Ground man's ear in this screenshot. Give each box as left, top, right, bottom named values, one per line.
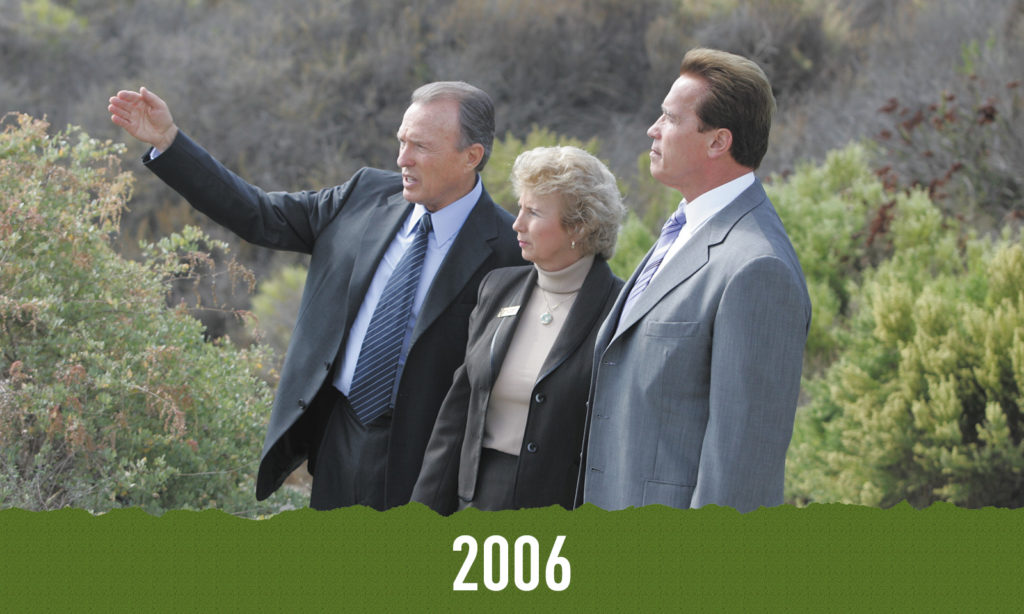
left=707, top=127, right=733, bottom=160
left=464, top=143, right=485, bottom=170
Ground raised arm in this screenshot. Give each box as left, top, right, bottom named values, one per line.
left=107, top=87, right=179, bottom=152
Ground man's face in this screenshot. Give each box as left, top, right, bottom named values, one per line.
left=396, top=100, right=478, bottom=211
left=646, top=75, right=716, bottom=199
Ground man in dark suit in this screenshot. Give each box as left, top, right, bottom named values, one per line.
left=108, top=82, right=524, bottom=510
left=583, top=48, right=811, bottom=512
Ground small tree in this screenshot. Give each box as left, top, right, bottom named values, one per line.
left=785, top=175, right=1024, bottom=508
left=0, top=114, right=303, bottom=515
left=766, top=144, right=894, bottom=371
left=481, top=125, right=602, bottom=214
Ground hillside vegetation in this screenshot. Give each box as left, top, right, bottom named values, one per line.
left=3, top=0, right=1023, bottom=510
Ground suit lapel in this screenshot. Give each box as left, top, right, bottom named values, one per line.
left=411, top=192, right=499, bottom=345
left=613, top=232, right=710, bottom=335
left=344, top=192, right=412, bottom=329
left=602, top=242, right=653, bottom=346
left=613, top=180, right=768, bottom=338
left=488, top=271, right=534, bottom=387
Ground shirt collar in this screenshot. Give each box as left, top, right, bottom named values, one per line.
left=682, top=172, right=755, bottom=232
left=406, top=175, right=482, bottom=247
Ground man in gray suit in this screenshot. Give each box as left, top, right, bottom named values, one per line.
left=582, top=48, right=811, bottom=513
left=108, top=82, right=523, bottom=510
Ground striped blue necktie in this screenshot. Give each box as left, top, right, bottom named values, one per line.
left=619, top=205, right=686, bottom=324
left=348, top=213, right=432, bottom=424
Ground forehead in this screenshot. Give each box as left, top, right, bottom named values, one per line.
left=398, top=99, right=461, bottom=142
left=663, top=74, right=705, bottom=113
left=519, top=188, right=565, bottom=211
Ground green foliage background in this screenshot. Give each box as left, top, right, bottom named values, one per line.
left=0, top=115, right=304, bottom=515
left=770, top=145, right=1024, bottom=507
left=2, top=0, right=1024, bottom=511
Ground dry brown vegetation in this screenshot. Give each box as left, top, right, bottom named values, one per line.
left=3, top=0, right=1022, bottom=339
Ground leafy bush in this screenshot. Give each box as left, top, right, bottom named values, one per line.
left=785, top=175, right=1024, bottom=508
left=481, top=125, right=602, bottom=214
left=250, top=264, right=307, bottom=375
left=607, top=212, right=655, bottom=280
left=767, top=144, right=893, bottom=370
left=0, top=114, right=303, bottom=515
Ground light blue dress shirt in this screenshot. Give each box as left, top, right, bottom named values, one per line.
left=151, top=145, right=482, bottom=399
left=333, top=177, right=482, bottom=395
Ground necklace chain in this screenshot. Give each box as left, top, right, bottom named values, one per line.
left=539, top=288, right=577, bottom=325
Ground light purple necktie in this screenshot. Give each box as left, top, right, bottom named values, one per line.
left=619, top=205, right=686, bottom=324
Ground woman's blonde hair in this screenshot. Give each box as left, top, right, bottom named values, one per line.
left=511, top=146, right=626, bottom=259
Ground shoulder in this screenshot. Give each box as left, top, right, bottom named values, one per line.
left=343, top=167, right=403, bottom=194
left=476, top=185, right=517, bottom=225
left=481, top=264, right=533, bottom=293
left=310, top=167, right=404, bottom=216
left=586, top=257, right=625, bottom=296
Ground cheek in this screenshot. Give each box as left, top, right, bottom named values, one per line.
left=538, top=224, right=562, bottom=249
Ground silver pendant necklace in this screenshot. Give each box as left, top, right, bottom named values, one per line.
left=539, top=288, right=576, bottom=325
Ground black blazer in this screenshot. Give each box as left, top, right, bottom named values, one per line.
left=145, top=131, right=524, bottom=507
left=411, top=258, right=622, bottom=514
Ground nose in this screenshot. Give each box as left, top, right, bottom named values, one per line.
left=647, top=121, right=659, bottom=139
left=397, top=143, right=411, bottom=168
left=512, top=208, right=526, bottom=233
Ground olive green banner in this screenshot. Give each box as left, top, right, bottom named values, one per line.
left=1, top=503, right=1021, bottom=611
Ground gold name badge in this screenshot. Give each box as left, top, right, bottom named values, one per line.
left=497, top=306, right=520, bottom=318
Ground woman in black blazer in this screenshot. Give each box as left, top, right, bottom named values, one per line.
left=412, top=146, right=626, bottom=513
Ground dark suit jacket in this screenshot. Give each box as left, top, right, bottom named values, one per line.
left=411, top=258, right=622, bottom=514
left=144, top=131, right=523, bottom=507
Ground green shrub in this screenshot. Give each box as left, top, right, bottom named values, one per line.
left=0, top=114, right=303, bottom=515
left=482, top=125, right=602, bottom=214
left=607, top=211, right=655, bottom=280
left=250, top=264, right=307, bottom=376
left=786, top=183, right=1024, bottom=508
left=767, top=144, right=892, bottom=370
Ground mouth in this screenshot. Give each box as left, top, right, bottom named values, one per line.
left=402, top=174, right=417, bottom=187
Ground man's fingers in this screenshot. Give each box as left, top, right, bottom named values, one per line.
left=140, top=86, right=163, bottom=108
left=115, top=89, right=143, bottom=103
left=107, top=98, right=136, bottom=120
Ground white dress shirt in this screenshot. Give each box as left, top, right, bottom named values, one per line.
left=652, top=172, right=755, bottom=283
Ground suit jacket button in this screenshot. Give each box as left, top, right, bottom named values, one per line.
left=534, top=392, right=546, bottom=404
left=297, top=399, right=307, bottom=409
left=526, top=442, right=538, bottom=453
left=324, top=361, right=332, bottom=371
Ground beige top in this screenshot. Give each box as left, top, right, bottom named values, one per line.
left=482, top=254, right=595, bottom=455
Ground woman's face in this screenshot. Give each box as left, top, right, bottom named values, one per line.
left=512, top=189, right=580, bottom=271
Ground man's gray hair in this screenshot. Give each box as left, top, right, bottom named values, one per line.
left=411, top=81, right=495, bottom=172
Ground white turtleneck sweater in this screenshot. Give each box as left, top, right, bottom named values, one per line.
left=482, top=254, right=595, bottom=456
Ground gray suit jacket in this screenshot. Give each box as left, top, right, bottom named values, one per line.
left=144, top=131, right=523, bottom=507
left=582, top=180, right=810, bottom=512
